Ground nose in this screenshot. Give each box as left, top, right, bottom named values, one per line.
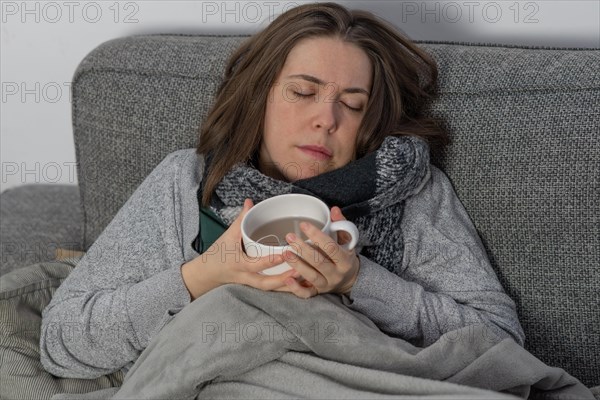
left=312, top=99, right=338, bottom=133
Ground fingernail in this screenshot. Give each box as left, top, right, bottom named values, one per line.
left=286, top=233, right=296, bottom=241
left=300, top=222, right=309, bottom=230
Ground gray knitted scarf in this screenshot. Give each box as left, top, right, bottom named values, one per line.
left=204, top=135, right=430, bottom=275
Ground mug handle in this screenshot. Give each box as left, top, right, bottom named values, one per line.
left=329, top=221, right=359, bottom=251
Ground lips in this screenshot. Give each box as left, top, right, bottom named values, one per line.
left=298, top=145, right=333, bottom=160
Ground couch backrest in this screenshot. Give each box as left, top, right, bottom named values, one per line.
left=72, top=34, right=600, bottom=386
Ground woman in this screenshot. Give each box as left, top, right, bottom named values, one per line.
left=40, top=2, right=524, bottom=379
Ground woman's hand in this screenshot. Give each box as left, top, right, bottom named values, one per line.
left=276, top=206, right=360, bottom=298
left=181, top=198, right=297, bottom=300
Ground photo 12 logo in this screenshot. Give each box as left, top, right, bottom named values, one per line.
left=201, top=320, right=340, bottom=344
left=2, top=82, right=72, bottom=104
left=1, top=161, right=77, bottom=184
left=1, top=1, right=140, bottom=24
left=399, top=1, right=540, bottom=24
left=200, top=1, right=300, bottom=24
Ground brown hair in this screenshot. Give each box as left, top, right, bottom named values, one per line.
left=197, top=2, right=449, bottom=206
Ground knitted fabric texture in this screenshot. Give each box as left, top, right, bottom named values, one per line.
left=201, top=135, right=430, bottom=275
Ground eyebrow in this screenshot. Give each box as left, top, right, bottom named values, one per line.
left=286, top=74, right=370, bottom=96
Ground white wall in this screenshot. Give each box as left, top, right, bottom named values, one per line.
left=1, top=0, right=599, bottom=193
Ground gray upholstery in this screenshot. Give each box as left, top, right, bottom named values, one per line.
left=422, top=44, right=600, bottom=387
left=0, top=185, right=83, bottom=276
left=3, top=34, right=599, bottom=387
left=72, top=35, right=242, bottom=249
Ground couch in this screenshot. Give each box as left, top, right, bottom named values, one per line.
left=1, top=34, right=598, bottom=396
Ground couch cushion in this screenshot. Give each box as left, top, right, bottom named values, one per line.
left=0, top=259, right=123, bottom=399
left=0, top=184, right=83, bottom=276
left=422, top=43, right=600, bottom=387
left=71, top=35, right=599, bottom=386
left=72, top=35, right=246, bottom=251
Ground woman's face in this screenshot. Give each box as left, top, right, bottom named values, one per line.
left=258, top=36, right=372, bottom=182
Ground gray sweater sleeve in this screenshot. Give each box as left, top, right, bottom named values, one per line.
left=40, top=150, right=193, bottom=379
left=346, top=165, right=525, bottom=347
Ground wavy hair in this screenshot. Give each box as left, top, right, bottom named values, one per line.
left=197, top=2, right=449, bottom=206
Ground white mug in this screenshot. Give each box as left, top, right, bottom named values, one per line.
left=241, top=194, right=359, bottom=275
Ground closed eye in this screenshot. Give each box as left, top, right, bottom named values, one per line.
left=342, top=103, right=363, bottom=112
left=294, top=92, right=363, bottom=113
left=294, top=92, right=314, bottom=98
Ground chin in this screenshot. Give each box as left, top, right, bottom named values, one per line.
left=283, top=170, right=314, bottom=182
left=285, top=173, right=309, bottom=182
left=281, top=159, right=336, bottom=181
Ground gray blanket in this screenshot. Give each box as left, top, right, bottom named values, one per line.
left=55, top=284, right=593, bottom=400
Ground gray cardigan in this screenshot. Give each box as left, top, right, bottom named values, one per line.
left=40, top=149, right=525, bottom=379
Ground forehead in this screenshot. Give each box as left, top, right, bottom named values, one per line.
left=280, top=36, right=372, bottom=91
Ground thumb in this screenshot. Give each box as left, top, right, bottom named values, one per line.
left=232, top=198, right=254, bottom=229
left=242, top=198, right=254, bottom=213
left=331, top=206, right=351, bottom=245
left=331, top=206, right=346, bottom=222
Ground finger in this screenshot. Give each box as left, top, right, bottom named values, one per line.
left=231, top=198, right=253, bottom=228
left=298, top=222, right=341, bottom=265
left=236, top=198, right=254, bottom=222
left=283, top=276, right=318, bottom=299
left=241, top=253, right=285, bottom=273
left=230, top=198, right=254, bottom=238
left=331, top=206, right=346, bottom=222
left=271, top=270, right=299, bottom=293
left=239, top=267, right=297, bottom=291
left=272, top=286, right=293, bottom=293
left=281, top=247, right=310, bottom=272
left=283, top=232, right=330, bottom=284
left=331, top=207, right=351, bottom=245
